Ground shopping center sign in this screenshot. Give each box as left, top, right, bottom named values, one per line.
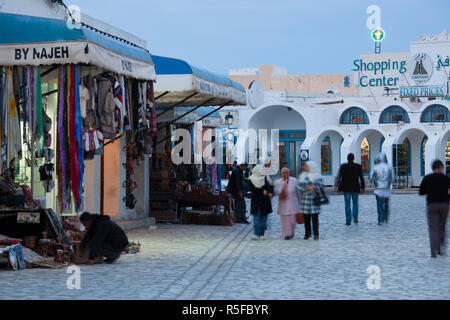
left=399, top=84, right=448, bottom=98
left=353, top=58, right=407, bottom=87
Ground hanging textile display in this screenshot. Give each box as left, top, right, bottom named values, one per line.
left=0, top=67, right=5, bottom=167
left=74, top=65, right=84, bottom=211
left=149, top=80, right=157, bottom=137
left=113, top=76, right=124, bottom=133
left=56, top=65, right=65, bottom=210
left=35, top=66, right=44, bottom=156
left=56, top=64, right=84, bottom=212
left=21, top=68, right=27, bottom=142
left=5, top=67, right=22, bottom=165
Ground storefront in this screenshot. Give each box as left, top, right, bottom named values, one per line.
left=0, top=12, right=156, bottom=221
left=148, top=55, right=246, bottom=223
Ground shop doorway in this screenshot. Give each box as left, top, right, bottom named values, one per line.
left=278, top=130, right=306, bottom=176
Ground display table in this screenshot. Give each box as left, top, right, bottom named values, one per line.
left=175, top=192, right=233, bottom=214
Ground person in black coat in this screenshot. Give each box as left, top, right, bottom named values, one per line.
left=80, top=212, right=128, bottom=264
left=419, top=159, right=450, bottom=258
left=335, top=153, right=365, bottom=225
left=248, top=165, right=274, bottom=240
left=226, top=163, right=249, bottom=223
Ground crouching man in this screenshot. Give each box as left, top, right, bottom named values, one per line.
left=79, top=212, right=128, bottom=264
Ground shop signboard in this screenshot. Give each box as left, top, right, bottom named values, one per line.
left=409, top=53, right=434, bottom=85
left=399, top=84, right=447, bottom=98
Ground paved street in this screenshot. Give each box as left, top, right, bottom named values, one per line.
left=1, top=194, right=449, bottom=300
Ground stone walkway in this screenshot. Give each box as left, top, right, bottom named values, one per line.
left=0, top=194, right=449, bottom=300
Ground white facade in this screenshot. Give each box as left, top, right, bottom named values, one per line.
left=237, top=31, right=450, bottom=187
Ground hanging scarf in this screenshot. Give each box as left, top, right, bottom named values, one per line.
left=123, top=77, right=132, bottom=131
left=0, top=67, right=6, bottom=167
left=35, top=66, right=44, bottom=155
left=26, top=67, right=34, bottom=142
left=21, top=68, right=27, bottom=142
left=5, top=67, right=22, bottom=164
left=64, top=65, right=71, bottom=209
left=114, top=76, right=124, bottom=132
left=249, top=164, right=265, bottom=189
left=74, top=65, right=83, bottom=211
left=57, top=65, right=66, bottom=211
left=68, top=64, right=81, bottom=210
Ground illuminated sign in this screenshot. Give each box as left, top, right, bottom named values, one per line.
left=371, top=28, right=385, bottom=42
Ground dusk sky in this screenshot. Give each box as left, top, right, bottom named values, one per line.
left=69, top=0, right=450, bottom=75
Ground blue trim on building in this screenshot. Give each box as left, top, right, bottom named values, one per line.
left=379, top=105, right=411, bottom=123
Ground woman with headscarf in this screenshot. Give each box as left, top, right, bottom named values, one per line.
left=274, top=167, right=301, bottom=240
left=369, top=152, right=394, bottom=225
left=248, top=165, right=274, bottom=240
left=297, top=161, right=323, bottom=240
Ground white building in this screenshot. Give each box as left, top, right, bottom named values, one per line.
left=232, top=31, right=450, bottom=187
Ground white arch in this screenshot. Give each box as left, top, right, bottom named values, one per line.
left=312, top=126, right=347, bottom=145
left=248, top=101, right=310, bottom=132
left=393, top=125, right=430, bottom=145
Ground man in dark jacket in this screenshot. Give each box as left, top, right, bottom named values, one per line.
left=226, top=163, right=249, bottom=223
left=80, top=212, right=128, bottom=264
left=335, top=153, right=365, bottom=225
left=419, top=160, right=449, bottom=258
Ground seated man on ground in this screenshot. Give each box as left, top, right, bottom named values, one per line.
left=79, top=212, right=128, bottom=264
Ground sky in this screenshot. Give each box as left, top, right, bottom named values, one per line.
left=68, top=0, right=450, bottom=75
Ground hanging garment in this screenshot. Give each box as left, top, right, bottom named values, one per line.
left=64, top=65, right=71, bottom=209
left=149, top=80, right=157, bottom=136
left=26, top=67, right=34, bottom=140
left=97, top=77, right=116, bottom=139
left=113, top=77, right=124, bottom=132
left=35, top=66, right=44, bottom=155
left=123, top=77, right=131, bottom=131
left=0, top=67, right=6, bottom=167
left=68, top=65, right=81, bottom=210
left=74, top=65, right=84, bottom=211
left=79, top=83, right=89, bottom=119
left=21, top=68, right=27, bottom=142
left=56, top=65, right=66, bottom=210
left=5, top=67, right=22, bottom=164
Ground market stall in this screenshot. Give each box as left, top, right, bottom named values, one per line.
left=0, top=12, right=155, bottom=270
left=149, top=55, right=246, bottom=225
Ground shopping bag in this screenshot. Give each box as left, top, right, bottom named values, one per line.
left=296, top=213, right=304, bottom=224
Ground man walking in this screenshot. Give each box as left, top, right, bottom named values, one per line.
left=419, top=160, right=449, bottom=258
left=227, top=163, right=249, bottom=224
left=335, top=153, right=365, bottom=225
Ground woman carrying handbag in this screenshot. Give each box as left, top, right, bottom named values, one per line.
left=297, top=161, right=326, bottom=240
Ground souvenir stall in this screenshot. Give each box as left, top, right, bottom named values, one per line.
left=0, top=12, right=155, bottom=270
left=150, top=55, right=246, bottom=225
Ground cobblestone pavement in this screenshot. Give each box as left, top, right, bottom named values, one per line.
left=1, top=194, right=449, bottom=300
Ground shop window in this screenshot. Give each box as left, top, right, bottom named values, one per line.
left=420, top=104, right=450, bottom=122
left=321, top=137, right=332, bottom=174
left=340, top=107, right=369, bottom=124
left=379, top=105, right=410, bottom=123
left=361, top=138, right=370, bottom=175
left=393, top=138, right=411, bottom=176
left=421, top=136, right=428, bottom=176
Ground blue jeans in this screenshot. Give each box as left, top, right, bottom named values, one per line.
left=376, top=195, right=389, bottom=223
left=253, top=209, right=268, bottom=237
left=344, top=192, right=359, bottom=224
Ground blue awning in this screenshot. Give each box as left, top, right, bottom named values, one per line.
left=0, top=12, right=155, bottom=80
left=152, top=55, right=246, bottom=107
